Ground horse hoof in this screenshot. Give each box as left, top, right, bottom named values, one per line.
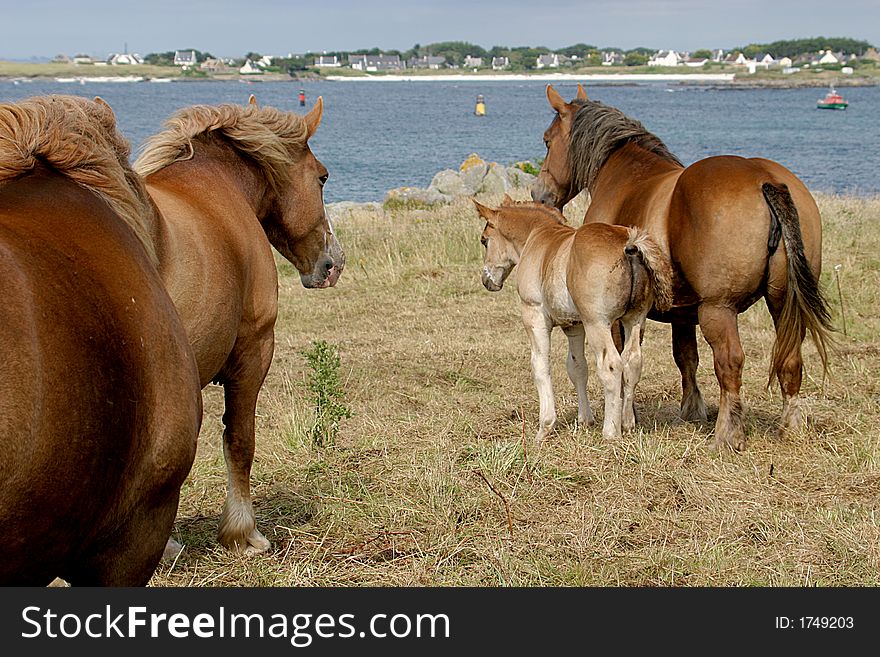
left=162, top=537, right=183, bottom=561
left=711, top=432, right=747, bottom=453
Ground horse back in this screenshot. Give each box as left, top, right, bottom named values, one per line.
left=0, top=171, right=200, bottom=585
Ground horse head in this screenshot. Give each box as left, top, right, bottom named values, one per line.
left=472, top=199, right=518, bottom=292
left=531, top=84, right=585, bottom=210
left=262, top=97, right=345, bottom=289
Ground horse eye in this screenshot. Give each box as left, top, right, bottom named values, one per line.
left=480, top=236, right=488, bottom=248
left=319, top=173, right=329, bottom=187
left=543, top=139, right=550, bottom=149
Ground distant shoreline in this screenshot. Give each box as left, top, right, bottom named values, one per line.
left=324, top=72, right=737, bottom=83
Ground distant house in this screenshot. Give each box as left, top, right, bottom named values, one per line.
left=491, top=56, right=509, bottom=70
left=257, top=55, right=273, bottom=68
left=349, top=54, right=404, bottom=71
left=818, top=50, right=841, bottom=65
left=724, top=52, right=749, bottom=66
left=314, top=55, right=341, bottom=67
left=239, top=59, right=263, bottom=75
left=173, top=50, right=197, bottom=67
left=52, top=54, right=71, bottom=64
left=683, top=56, right=708, bottom=68
left=464, top=55, right=483, bottom=68
left=712, top=49, right=725, bottom=62
left=200, top=58, right=231, bottom=73
left=409, top=55, right=446, bottom=69
left=108, top=52, right=143, bottom=65
left=648, top=50, right=681, bottom=66
left=601, top=52, right=624, bottom=66
left=536, top=54, right=559, bottom=69
left=755, top=53, right=776, bottom=68
left=777, top=56, right=793, bottom=68
left=73, top=53, right=95, bottom=65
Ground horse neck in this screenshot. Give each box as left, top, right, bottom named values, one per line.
left=589, top=142, right=682, bottom=197
left=185, top=135, right=273, bottom=218
left=499, top=210, right=569, bottom=255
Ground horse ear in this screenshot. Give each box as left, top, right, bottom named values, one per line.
left=576, top=84, right=588, bottom=101
left=248, top=94, right=258, bottom=107
left=546, top=84, right=568, bottom=114
left=93, top=96, right=115, bottom=121
left=472, top=198, right=498, bottom=226
left=304, top=96, right=323, bottom=139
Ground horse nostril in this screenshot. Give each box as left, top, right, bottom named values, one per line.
left=324, top=259, right=333, bottom=272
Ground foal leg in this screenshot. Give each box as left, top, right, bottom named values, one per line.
left=217, top=334, right=274, bottom=555
left=619, top=316, right=646, bottom=432
left=697, top=305, right=747, bottom=451
left=766, top=294, right=806, bottom=436
left=672, top=322, right=708, bottom=422
left=562, top=324, right=595, bottom=428
left=583, top=322, right=624, bottom=439
left=522, top=307, right=557, bottom=442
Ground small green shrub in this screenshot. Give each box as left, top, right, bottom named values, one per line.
left=300, top=340, right=352, bottom=446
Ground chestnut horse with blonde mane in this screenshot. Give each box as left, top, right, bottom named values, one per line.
left=0, top=95, right=201, bottom=585
left=474, top=197, right=673, bottom=440
left=533, top=84, right=833, bottom=451
left=134, top=95, right=344, bottom=555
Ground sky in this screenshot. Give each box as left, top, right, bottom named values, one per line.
left=3, top=0, right=879, bottom=60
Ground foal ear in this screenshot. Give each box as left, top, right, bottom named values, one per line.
left=304, top=96, right=324, bottom=139
left=546, top=84, right=568, bottom=115
left=576, top=83, right=588, bottom=101
left=471, top=198, right=498, bottom=226
left=248, top=94, right=258, bottom=107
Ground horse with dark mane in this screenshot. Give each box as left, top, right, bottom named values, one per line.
left=134, top=95, right=344, bottom=554
left=533, top=84, right=833, bottom=451
left=0, top=95, right=201, bottom=585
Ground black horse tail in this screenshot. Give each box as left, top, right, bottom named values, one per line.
left=762, top=182, right=834, bottom=386
left=624, top=228, right=674, bottom=313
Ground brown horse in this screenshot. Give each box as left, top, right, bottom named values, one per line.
left=134, top=95, right=344, bottom=554
left=474, top=197, right=673, bottom=440
left=0, top=95, right=201, bottom=585
left=532, top=84, right=833, bottom=451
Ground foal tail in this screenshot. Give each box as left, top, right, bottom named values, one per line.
left=761, top=182, right=834, bottom=385
left=624, top=229, right=674, bottom=313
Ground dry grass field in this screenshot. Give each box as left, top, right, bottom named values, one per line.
left=151, top=191, right=879, bottom=587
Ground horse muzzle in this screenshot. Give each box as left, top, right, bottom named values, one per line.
left=301, top=252, right=345, bottom=289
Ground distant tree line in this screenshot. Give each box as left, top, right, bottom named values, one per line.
left=735, top=37, right=874, bottom=58
left=144, top=37, right=876, bottom=73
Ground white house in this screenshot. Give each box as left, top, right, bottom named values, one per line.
left=648, top=50, right=682, bottom=66
left=409, top=55, right=446, bottom=69
left=464, top=55, right=483, bottom=68
left=173, top=50, right=197, bottom=67
left=491, top=56, right=509, bottom=70
left=778, top=56, right=793, bottom=68
left=349, top=54, right=404, bottom=71
left=536, top=54, right=559, bottom=69
left=239, top=59, right=263, bottom=74
left=818, top=50, right=840, bottom=65
left=314, top=55, right=341, bottom=67
left=756, top=53, right=776, bottom=68
left=601, top=52, right=624, bottom=66
left=108, top=52, right=143, bottom=65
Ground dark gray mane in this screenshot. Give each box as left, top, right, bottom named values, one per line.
left=568, top=99, right=683, bottom=192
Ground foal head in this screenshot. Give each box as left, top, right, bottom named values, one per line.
left=472, top=197, right=566, bottom=292
left=531, top=84, right=586, bottom=209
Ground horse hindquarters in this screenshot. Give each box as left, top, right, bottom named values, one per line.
left=761, top=182, right=833, bottom=435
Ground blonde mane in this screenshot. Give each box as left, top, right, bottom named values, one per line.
left=0, top=95, right=156, bottom=263
left=134, top=104, right=310, bottom=190
left=499, top=199, right=569, bottom=225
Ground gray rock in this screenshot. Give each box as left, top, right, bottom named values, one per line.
left=384, top=186, right=452, bottom=207
left=428, top=169, right=468, bottom=197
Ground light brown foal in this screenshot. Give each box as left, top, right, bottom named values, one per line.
left=474, top=198, right=672, bottom=440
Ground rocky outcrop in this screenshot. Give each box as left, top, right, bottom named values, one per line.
left=383, top=154, right=537, bottom=207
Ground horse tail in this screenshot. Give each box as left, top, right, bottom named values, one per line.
left=624, top=228, right=674, bottom=313
left=761, top=182, right=834, bottom=386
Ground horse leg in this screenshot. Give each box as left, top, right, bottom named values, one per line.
left=697, top=305, right=747, bottom=451
left=217, top=336, right=274, bottom=555
left=522, top=307, right=556, bottom=442
left=562, top=324, right=595, bottom=428
left=583, top=322, right=624, bottom=439
left=672, top=322, right=708, bottom=422
left=766, top=293, right=806, bottom=435
left=619, top=315, right=646, bottom=432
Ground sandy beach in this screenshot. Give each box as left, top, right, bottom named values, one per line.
left=324, top=72, right=737, bottom=82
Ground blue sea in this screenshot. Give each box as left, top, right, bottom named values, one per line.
left=2, top=78, right=878, bottom=202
